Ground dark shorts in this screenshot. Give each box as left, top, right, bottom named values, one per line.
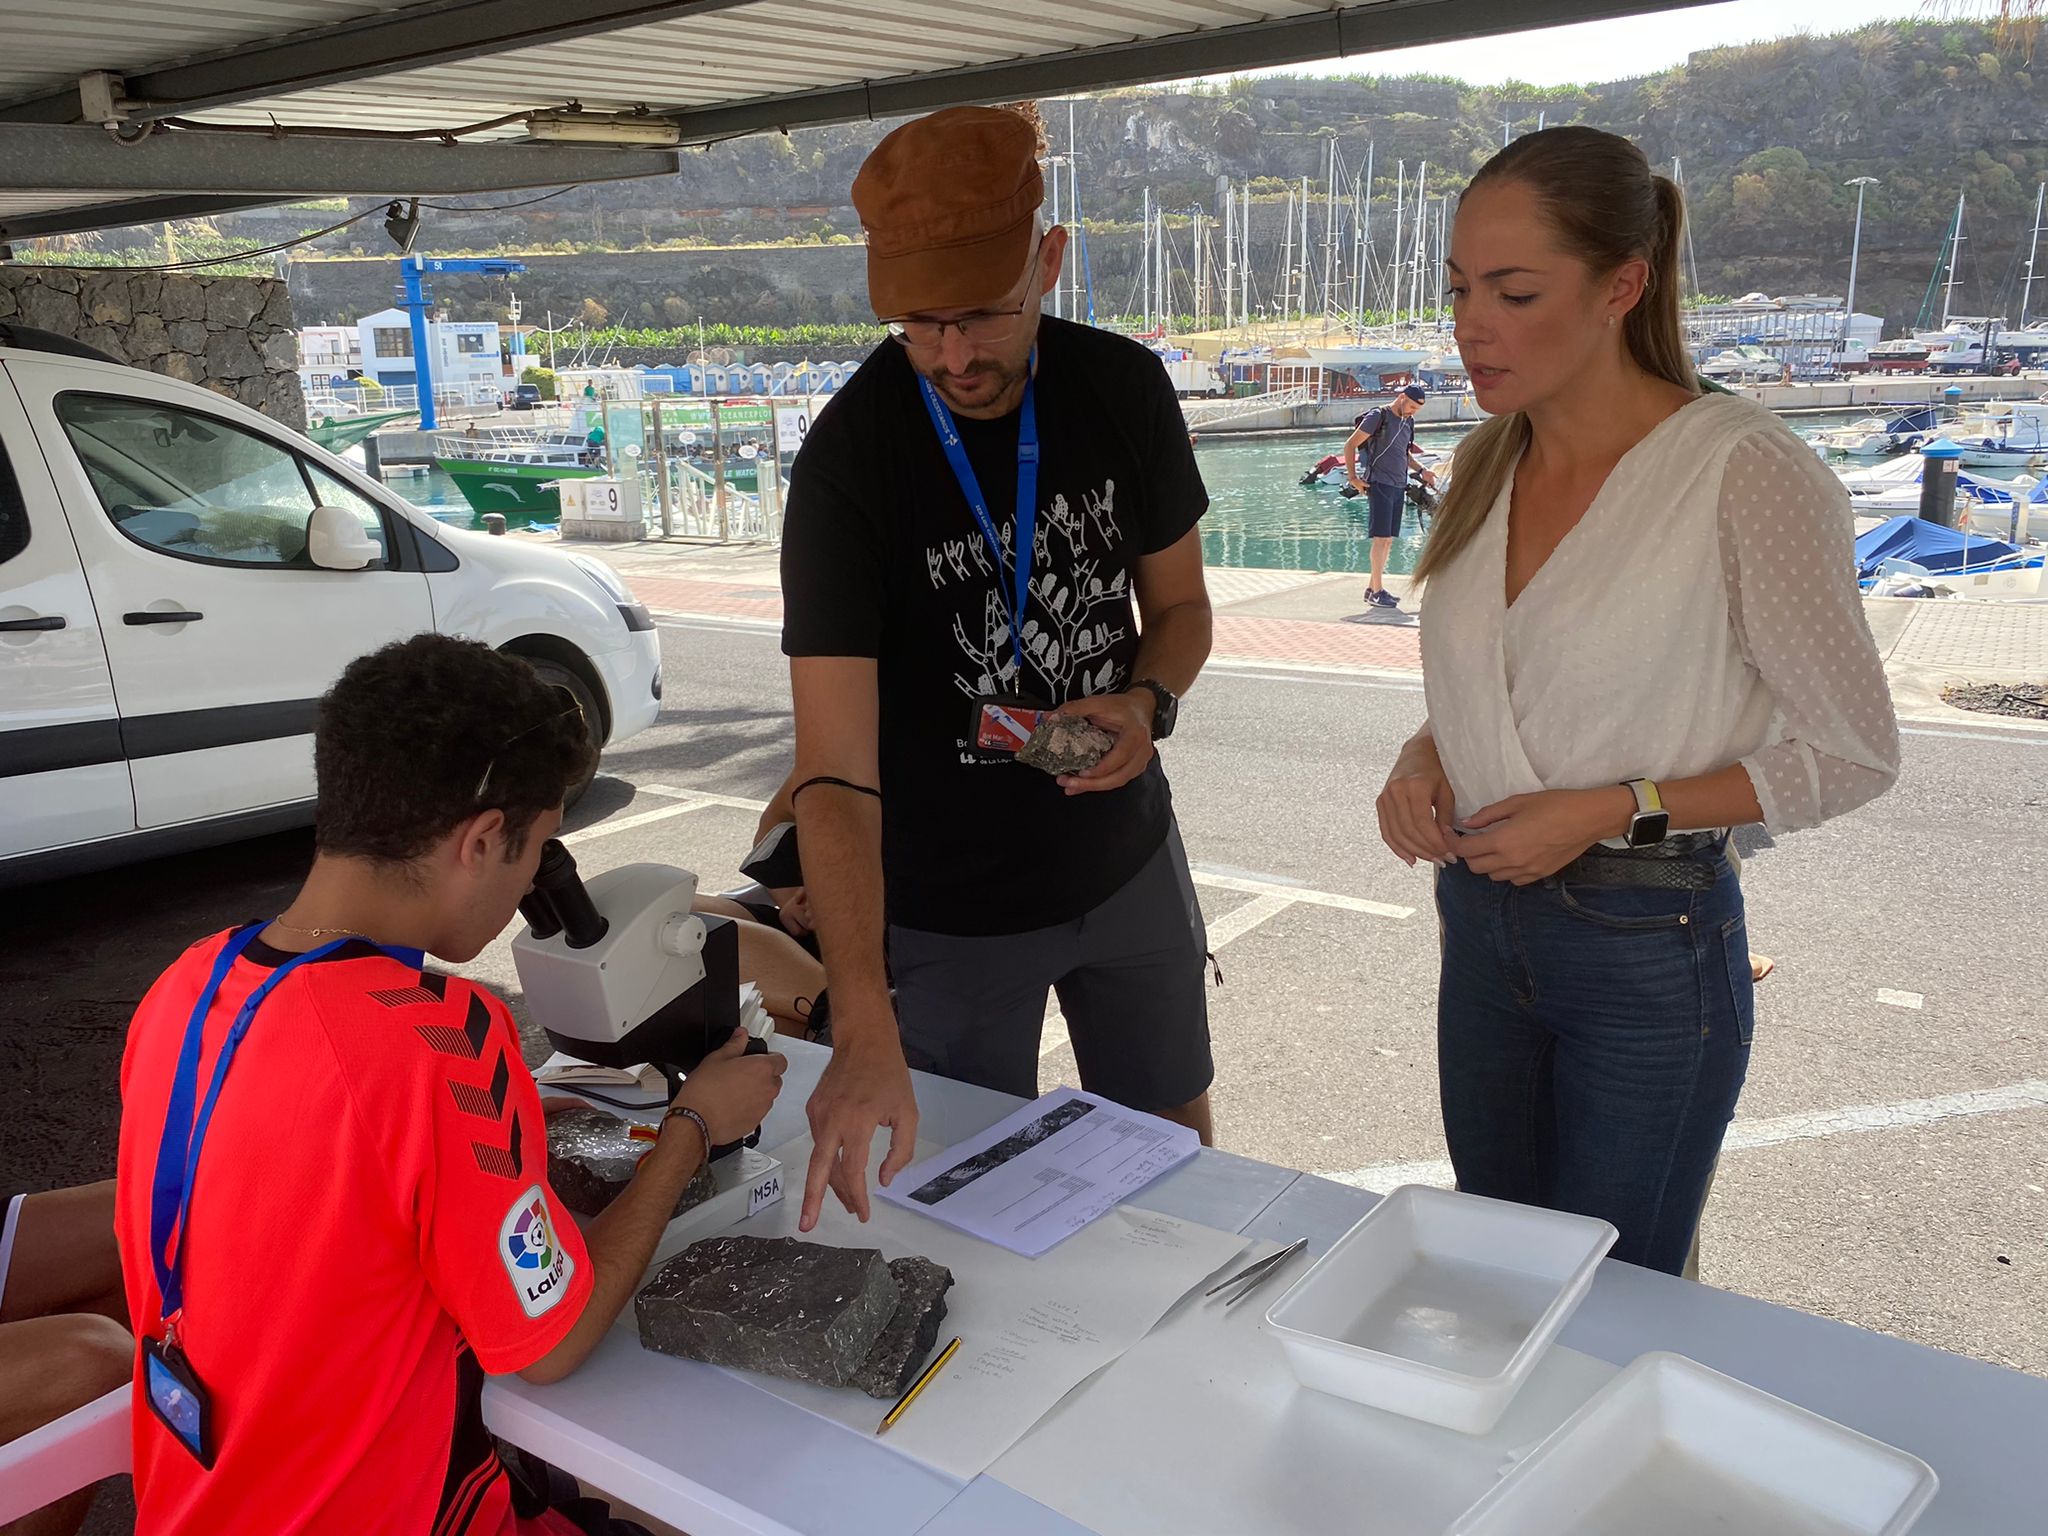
left=1366, top=481, right=1407, bottom=540
left=889, top=822, right=1214, bottom=1110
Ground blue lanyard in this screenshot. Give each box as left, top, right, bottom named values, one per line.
left=148, top=924, right=422, bottom=1328
left=918, top=353, right=1038, bottom=680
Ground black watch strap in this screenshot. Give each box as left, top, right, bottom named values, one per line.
left=1135, top=678, right=1178, bottom=740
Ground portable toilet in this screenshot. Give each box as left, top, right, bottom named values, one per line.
left=768, top=362, right=795, bottom=396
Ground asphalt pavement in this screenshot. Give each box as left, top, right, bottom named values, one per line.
left=3, top=612, right=2044, bottom=1402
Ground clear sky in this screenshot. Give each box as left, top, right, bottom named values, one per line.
left=1186, top=0, right=1919, bottom=88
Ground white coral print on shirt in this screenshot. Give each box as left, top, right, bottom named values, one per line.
left=926, top=479, right=1131, bottom=736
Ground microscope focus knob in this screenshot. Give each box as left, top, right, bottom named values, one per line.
left=657, top=912, right=706, bottom=959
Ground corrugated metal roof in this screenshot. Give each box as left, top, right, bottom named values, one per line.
left=0, top=0, right=1703, bottom=241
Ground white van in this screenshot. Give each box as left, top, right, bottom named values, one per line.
left=0, top=327, right=664, bottom=885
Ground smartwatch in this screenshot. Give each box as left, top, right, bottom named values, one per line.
left=1622, top=778, right=1670, bottom=848
left=1133, top=678, right=1179, bottom=741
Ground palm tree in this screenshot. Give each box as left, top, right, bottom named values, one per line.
left=1936, top=1, right=2043, bottom=58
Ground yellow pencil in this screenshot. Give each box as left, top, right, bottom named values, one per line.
left=877, top=1336, right=961, bottom=1435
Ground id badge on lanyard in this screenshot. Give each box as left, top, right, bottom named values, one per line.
left=919, top=353, right=1044, bottom=755
left=145, top=923, right=421, bottom=1464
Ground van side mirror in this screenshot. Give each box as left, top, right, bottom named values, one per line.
left=306, top=505, right=379, bottom=570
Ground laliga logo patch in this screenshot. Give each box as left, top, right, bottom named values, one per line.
left=499, top=1185, right=573, bottom=1317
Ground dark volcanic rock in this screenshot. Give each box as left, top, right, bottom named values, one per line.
left=547, top=1107, right=715, bottom=1218
left=1017, top=713, right=1114, bottom=776
left=850, top=1256, right=956, bottom=1399
left=635, top=1234, right=900, bottom=1387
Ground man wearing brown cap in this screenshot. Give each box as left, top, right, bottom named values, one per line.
left=780, top=105, right=1216, bottom=1232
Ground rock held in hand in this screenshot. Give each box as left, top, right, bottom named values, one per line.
left=546, top=1107, right=716, bottom=1218
left=1017, top=713, right=1115, bottom=777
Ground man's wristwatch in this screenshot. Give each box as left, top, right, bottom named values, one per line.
left=1132, top=678, right=1179, bottom=741
left=1622, top=777, right=1670, bottom=848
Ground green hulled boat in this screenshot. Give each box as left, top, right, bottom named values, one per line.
left=434, top=429, right=606, bottom=515
left=434, top=454, right=604, bottom=515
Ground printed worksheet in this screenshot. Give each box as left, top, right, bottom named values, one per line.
left=715, top=1136, right=1249, bottom=1480
left=877, top=1086, right=1200, bottom=1255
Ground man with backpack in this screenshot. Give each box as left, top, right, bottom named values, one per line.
left=1344, top=382, right=1437, bottom=610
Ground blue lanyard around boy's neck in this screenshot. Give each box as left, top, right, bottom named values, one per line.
left=917, top=350, right=1038, bottom=680
left=148, top=923, right=423, bottom=1333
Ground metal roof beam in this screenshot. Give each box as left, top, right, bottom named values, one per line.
left=0, top=127, right=678, bottom=240
left=0, top=0, right=754, bottom=124
left=0, top=125, right=677, bottom=195
left=661, top=0, right=1717, bottom=142
left=0, top=194, right=285, bottom=241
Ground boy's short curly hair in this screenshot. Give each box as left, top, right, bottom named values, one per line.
left=314, top=635, right=595, bottom=865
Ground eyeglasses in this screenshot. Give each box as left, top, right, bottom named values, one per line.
left=474, top=686, right=584, bottom=803
left=885, top=239, right=1044, bottom=350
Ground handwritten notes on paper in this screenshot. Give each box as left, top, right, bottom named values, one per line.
left=718, top=1136, right=1247, bottom=1480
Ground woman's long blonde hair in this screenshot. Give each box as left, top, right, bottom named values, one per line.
left=1414, top=127, right=1697, bottom=582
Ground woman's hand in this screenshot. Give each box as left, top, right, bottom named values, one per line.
left=1376, top=734, right=1456, bottom=867
left=1455, top=787, right=1633, bottom=885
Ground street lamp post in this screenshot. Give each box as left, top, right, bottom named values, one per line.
left=1842, top=177, right=1879, bottom=369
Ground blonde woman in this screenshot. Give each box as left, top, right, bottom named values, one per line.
left=1376, top=128, right=1899, bottom=1274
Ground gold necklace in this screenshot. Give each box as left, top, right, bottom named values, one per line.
left=268, top=918, right=364, bottom=939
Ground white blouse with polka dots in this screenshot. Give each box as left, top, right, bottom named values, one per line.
left=1421, top=391, right=1901, bottom=833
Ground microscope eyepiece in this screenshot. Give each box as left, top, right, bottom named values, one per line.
left=529, top=839, right=608, bottom=949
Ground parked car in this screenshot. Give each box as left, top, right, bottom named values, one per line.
left=509, top=382, right=543, bottom=410
left=0, top=326, right=663, bottom=886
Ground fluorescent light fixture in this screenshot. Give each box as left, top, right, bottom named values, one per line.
left=526, top=114, right=681, bottom=147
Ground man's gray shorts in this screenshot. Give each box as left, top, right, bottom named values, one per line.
left=888, top=823, right=1214, bottom=1109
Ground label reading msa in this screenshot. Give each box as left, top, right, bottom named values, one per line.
left=747, top=1169, right=784, bottom=1219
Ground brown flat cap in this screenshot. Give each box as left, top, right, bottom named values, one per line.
left=853, top=106, right=1043, bottom=320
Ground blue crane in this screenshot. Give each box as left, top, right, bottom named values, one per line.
left=396, top=254, right=526, bottom=429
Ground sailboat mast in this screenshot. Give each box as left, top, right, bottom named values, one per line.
left=1242, top=180, right=1252, bottom=333
left=1943, top=191, right=1966, bottom=330
left=1391, top=161, right=1405, bottom=320
left=1323, top=139, right=1338, bottom=326
left=1410, top=161, right=1429, bottom=327
left=1069, top=151, right=1090, bottom=324
left=2023, top=181, right=2046, bottom=331
left=1298, top=175, right=1311, bottom=335
left=1141, top=188, right=1152, bottom=331
left=1047, top=156, right=1062, bottom=321
left=1221, top=180, right=1235, bottom=331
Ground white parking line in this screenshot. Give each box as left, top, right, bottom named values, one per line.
left=1320, top=1078, right=2048, bottom=1191
left=654, top=613, right=781, bottom=633
left=634, top=784, right=773, bottom=814
left=1206, top=891, right=1298, bottom=948
left=564, top=796, right=719, bottom=844
left=1190, top=868, right=1414, bottom=921
left=1039, top=892, right=1302, bottom=1062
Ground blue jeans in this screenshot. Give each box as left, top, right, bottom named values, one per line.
left=1434, top=849, right=1754, bottom=1274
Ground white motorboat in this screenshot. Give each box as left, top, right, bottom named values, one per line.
left=1812, top=405, right=1944, bottom=456
left=1699, top=346, right=1784, bottom=385
left=1949, top=403, right=2048, bottom=468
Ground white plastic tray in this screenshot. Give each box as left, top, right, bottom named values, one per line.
left=1448, top=1352, right=1940, bottom=1536
left=1263, top=1185, right=1616, bottom=1435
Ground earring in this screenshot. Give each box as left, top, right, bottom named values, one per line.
left=1607, top=314, right=1618, bottom=329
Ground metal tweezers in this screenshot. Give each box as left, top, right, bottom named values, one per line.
left=1205, top=1237, right=1308, bottom=1308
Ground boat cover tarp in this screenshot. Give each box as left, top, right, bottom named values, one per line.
left=1854, top=515, right=2022, bottom=578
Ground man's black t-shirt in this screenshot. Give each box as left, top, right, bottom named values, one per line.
left=780, top=317, right=1208, bottom=937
